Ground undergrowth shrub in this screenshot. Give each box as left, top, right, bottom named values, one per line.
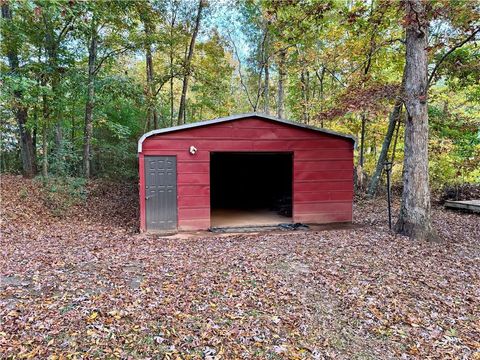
left=35, top=176, right=87, bottom=217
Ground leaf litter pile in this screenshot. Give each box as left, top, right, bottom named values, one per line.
left=1, top=175, right=479, bottom=359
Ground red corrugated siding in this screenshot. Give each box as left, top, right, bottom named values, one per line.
left=139, top=116, right=354, bottom=231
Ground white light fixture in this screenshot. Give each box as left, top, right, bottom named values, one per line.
left=189, top=146, right=197, bottom=155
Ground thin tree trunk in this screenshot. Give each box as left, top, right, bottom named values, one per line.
left=263, top=58, right=270, bottom=115
left=42, top=121, right=48, bottom=177
left=41, top=82, right=49, bottom=177
left=43, top=16, right=63, bottom=150
left=359, top=114, right=366, bottom=167
left=367, top=99, right=403, bottom=196
left=300, top=67, right=309, bottom=123
left=367, top=70, right=406, bottom=197
left=178, top=0, right=204, bottom=125
left=356, top=113, right=367, bottom=189
left=169, top=4, right=177, bottom=127
left=83, top=22, right=97, bottom=178
left=318, top=66, right=325, bottom=127
left=277, top=49, right=286, bottom=119
left=144, top=18, right=158, bottom=130
left=391, top=112, right=402, bottom=164
left=305, top=69, right=310, bottom=123
left=395, top=0, right=435, bottom=241
left=2, top=4, right=37, bottom=178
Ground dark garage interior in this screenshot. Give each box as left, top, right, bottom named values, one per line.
left=210, top=152, right=293, bottom=227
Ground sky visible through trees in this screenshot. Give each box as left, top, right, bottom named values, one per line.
left=1, top=0, right=479, bottom=239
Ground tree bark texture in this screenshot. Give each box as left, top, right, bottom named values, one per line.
left=43, top=16, right=63, bottom=150
left=300, top=67, right=310, bottom=123
left=277, top=49, right=286, bottom=119
left=178, top=0, right=204, bottom=125
left=263, top=58, right=270, bottom=115
left=2, top=4, right=37, bottom=178
left=318, top=67, right=325, bottom=127
left=169, top=6, right=177, bottom=127
left=395, top=0, right=435, bottom=241
left=144, top=17, right=158, bottom=130
left=368, top=69, right=406, bottom=196
left=367, top=98, right=403, bottom=196
left=83, top=22, right=97, bottom=178
left=41, top=78, right=49, bottom=177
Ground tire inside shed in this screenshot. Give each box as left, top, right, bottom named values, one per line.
left=210, top=152, right=293, bottom=227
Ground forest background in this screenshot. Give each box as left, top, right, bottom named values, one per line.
left=1, top=0, right=479, bottom=192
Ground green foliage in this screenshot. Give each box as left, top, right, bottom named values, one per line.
left=36, top=176, right=87, bottom=217
left=1, top=0, right=479, bottom=189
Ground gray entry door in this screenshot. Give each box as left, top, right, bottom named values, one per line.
left=145, top=156, right=177, bottom=231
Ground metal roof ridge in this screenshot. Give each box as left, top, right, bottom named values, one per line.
left=138, top=112, right=356, bottom=152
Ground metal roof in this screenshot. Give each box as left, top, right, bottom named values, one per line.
left=138, top=113, right=356, bottom=152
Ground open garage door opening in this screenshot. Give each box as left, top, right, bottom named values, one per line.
left=210, top=152, right=293, bottom=228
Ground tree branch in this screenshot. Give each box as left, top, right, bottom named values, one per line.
left=228, top=34, right=256, bottom=110
left=427, top=27, right=480, bottom=88
left=57, top=16, right=75, bottom=44
left=93, top=46, right=131, bottom=75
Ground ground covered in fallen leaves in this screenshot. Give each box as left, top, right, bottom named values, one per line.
left=1, top=175, right=479, bottom=359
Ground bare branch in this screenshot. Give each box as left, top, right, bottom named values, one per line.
left=427, top=27, right=480, bottom=88
left=228, top=33, right=256, bottom=110
left=57, top=16, right=75, bottom=44
left=93, top=47, right=131, bottom=75
left=319, top=67, right=346, bottom=87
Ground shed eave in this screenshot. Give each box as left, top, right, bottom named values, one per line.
left=138, top=112, right=356, bottom=153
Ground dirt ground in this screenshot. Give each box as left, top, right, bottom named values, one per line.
left=1, top=175, right=479, bottom=359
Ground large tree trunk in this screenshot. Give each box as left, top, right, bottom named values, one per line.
left=83, top=23, right=97, bottom=178
left=2, top=4, right=37, bottom=178
left=395, top=0, right=435, bottom=241
left=177, top=0, right=204, bottom=125
left=277, top=49, right=286, bottom=119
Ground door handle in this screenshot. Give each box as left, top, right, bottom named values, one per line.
left=146, top=195, right=155, bottom=200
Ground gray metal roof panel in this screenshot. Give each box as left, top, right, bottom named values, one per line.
left=138, top=112, right=356, bottom=152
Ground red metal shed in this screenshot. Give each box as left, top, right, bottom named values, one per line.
left=138, top=113, right=355, bottom=232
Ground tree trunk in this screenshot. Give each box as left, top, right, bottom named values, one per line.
left=144, top=18, right=158, bottom=130
left=2, top=4, right=37, bottom=178
left=300, top=67, right=309, bottom=123
left=41, top=82, right=49, bottom=177
left=178, top=0, right=204, bottom=125
left=169, top=6, right=177, bottom=127
left=319, top=66, right=325, bottom=127
left=43, top=17, right=63, bottom=151
left=367, top=98, right=403, bottom=196
left=395, top=0, right=435, bottom=241
left=263, top=58, right=270, bottom=115
left=359, top=114, right=366, bottom=167
left=356, top=113, right=367, bottom=189
left=83, top=23, right=97, bottom=178
left=42, top=121, right=48, bottom=178
left=368, top=69, right=406, bottom=196
left=391, top=112, right=402, bottom=164
left=277, top=49, right=286, bottom=119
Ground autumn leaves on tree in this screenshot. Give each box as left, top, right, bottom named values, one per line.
left=1, top=0, right=479, bottom=241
